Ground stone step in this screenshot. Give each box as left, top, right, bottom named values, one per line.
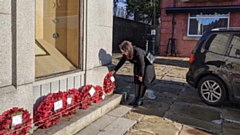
left=96, top=117, right=136, bottom=135
left=76, top=105, right=135, bottom=135
left=33, top=94, right=122, bottom=135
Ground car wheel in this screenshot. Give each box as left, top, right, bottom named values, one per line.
left=198, top=76, right=226, bottom=106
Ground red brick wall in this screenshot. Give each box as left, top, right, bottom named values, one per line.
left=159, top=0, right=240, bottom=57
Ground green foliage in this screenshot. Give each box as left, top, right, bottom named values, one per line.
left=126, top=0, right=161, bottom=24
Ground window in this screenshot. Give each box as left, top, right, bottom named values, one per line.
left=229, top=34, right=240, bottom=58
left=35, top=0, right=80, bottom=77
left=204, top=34, right=230, bottom=55
left=188, top=13, right=229, bottom=36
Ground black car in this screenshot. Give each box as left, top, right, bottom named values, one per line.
left=186, top=28, right=240, bottom=106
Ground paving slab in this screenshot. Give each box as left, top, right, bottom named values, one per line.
left=179, top=125, right=213, bottom=135
left=150, top=84, right=182, bottom=95
left=176, top=96, right=205, bottom=105
left=222, top=121, right=240, bottom=135
left=129, top=100, right=170, bottom=116
left=161, top=76, right=186, bottom=83
left=132, top=116, right=182, bottom=135
left=164, top=112, right=222, bottom=134
left=178, top=86, right=198, bottom=97
left=176, top=87, right=207, bottom=105
left=167, top=103, right=221, bottom=121
left=75, top=115, right=117, bottom=135
left=222, top=108, right=240, bottom=123
left=96, top=117, right=136, bottom=135
left=153, top=91, right=178, bottom=101
left=157, top=82, right=184, bottom=89
left=161, top=66, right=173, bottom=74
left=167, top=67, right=188, bottom=78
left=153, top=95, right=174, bottom=105
left=126, top=129, right=154, bottom=135
left=131, top=106, right=167, bottom=117
left=124, top=111, right=144, bottom=122
left=107, top=105, right=133, bottom=117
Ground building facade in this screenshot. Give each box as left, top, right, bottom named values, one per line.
left=160, top=0, right=240, bottom=57
left=0, top=0, right=113, bottom=128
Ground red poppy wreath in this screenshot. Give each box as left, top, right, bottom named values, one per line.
left=62, top=88, right=81, bottom=117
left=79, top=85, right=96, bottom=109
left=34, top=91, right=66, bottom=129
left=92, top=85, right=104, bottom=103
left=103, top=72, right=115, bottom=94
left=0, top=107, right=31, bottom=135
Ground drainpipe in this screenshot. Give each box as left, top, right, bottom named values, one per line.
left=171, top=0, right=176, bottom=39
left=169, top=0, right=177, bottom=56
left=152, top=0, right=156, bottom=55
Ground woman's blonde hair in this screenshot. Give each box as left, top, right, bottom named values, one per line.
left=119, top=40, right=134, bottom=59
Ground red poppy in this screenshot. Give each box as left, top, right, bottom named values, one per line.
left=0, top=107, right=31, bottom=135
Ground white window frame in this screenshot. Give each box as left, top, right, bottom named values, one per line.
left=187, top=12, right=230, bottom=37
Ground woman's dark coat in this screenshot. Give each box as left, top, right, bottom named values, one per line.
left=114, top=47, right=155, bottom=85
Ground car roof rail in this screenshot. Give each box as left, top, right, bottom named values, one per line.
left=212, top=27, right=240, bottom=31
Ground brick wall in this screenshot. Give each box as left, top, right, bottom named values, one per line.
left=159, top=0, right=240, bottom=57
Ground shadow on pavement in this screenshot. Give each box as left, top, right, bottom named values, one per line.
left=114, top=74, right=240, bottom=135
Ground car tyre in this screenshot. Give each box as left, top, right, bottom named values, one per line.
left=198, top=76, right=226, bottom=106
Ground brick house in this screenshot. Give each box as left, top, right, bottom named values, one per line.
left=159, top=0, right=240, bottom=57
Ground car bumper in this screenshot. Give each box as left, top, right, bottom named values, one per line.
left=186, top=71, right=196, bottom=88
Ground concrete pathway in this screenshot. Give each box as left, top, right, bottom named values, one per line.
left=113, top=54, right=240, bottom=135
left=75, top=54, right=240, bottom=135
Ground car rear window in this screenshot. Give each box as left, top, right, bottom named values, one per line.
left=204, top=33, right=230, bottom=55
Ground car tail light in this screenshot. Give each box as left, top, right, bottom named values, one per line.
left=189, top=53, right=194, bottom=64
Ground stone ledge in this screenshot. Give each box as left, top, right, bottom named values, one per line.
left=183, top=36, right=200, bottom=41
left=32, top=94, right=122, bottom=135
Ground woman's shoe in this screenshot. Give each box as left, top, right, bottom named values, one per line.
left=133, top=98, right=143, bottom=107
left=128, top=97, right=138, bottom=106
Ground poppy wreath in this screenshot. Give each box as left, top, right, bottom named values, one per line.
left=62, top=88, right=81, bottom=117
left=79, top=85, right=95, bottom=109
left=103, top=72, right=115, bottom=94
left=0, top=107, right=31, bottom=135
left=34, top=91, right=66, bottom=129
left=92, top=85, right=104, bottom=103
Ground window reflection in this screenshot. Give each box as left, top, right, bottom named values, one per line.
left=229, top=34, right=240, bottom=58
left=188, top=13, right=229, bottom=36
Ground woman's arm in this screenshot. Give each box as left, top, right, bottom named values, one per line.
left=114, top=55, right=126, bottom=72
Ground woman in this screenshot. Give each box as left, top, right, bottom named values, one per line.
left=112, top=40, right=155, bottom=107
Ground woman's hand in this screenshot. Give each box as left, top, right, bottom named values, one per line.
left=110, top=70, right=116, bottom=75
left=138, top=76, right=143, bottom=82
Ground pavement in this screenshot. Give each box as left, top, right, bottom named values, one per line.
left=75, top=54, right=240, bottom=135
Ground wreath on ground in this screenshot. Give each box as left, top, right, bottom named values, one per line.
left=34, top=91, right=66, bottom=129
left=62, top=88, right=81, bottom=116
left=79, top=85, right=95, bottom=109
left=92, top=85, right=104, bottom=103
left=103, top=72, right=115, bottom=94
left=0, top=107, right=31, bottom=135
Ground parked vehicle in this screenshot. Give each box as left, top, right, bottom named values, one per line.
left=186, top=28, right=240, bottom=106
